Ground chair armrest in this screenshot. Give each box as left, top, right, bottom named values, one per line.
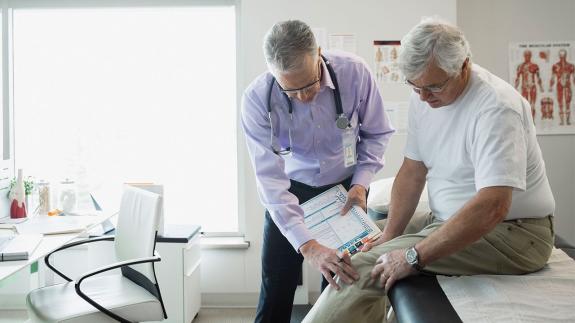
left=44, top=235, right=115, bottom=282
left=74, top=252, right=162, bottom=323
left=77, top=251, right=161, bottom=282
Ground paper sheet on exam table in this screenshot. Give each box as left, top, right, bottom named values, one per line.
left=438, top=249, right=575, bottom=322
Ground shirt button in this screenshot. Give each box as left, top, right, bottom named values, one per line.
left=321, top=161, right=326, bottom=165
left=317, top=125, right=321, bottom=128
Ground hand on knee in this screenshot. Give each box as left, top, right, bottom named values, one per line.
left=370, top=249, right=418, bottom=293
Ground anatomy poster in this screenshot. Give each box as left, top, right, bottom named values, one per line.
left=374, top=40, right=402, bottom=84
left=509, top=41, right=575, bottom=134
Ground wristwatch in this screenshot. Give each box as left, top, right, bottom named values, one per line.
left=405, top=246, right=423, bottom=271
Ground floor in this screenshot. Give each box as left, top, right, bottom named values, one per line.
left=0, top=310, right=26, bottom=323
left=0, top=305, right=313, bottom=323
left=194, top=308, right=257, bottom=323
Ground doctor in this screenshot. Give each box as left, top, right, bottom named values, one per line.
left=241, top=20, right=394, bottom=323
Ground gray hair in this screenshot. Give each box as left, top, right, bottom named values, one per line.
left=399, top=17, right=472, bottom=80
left=263, top=20, right=318, bottom=73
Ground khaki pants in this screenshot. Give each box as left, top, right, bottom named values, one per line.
left=303, top=212, right=555, bottom=323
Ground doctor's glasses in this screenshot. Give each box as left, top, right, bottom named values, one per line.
left=277, top=60, right=322, bottom=96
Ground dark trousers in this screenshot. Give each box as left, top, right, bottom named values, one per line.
left=254, top=177, right=353, bottom=323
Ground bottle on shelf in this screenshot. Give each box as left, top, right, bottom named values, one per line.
left=59, top=178, right=76, bottom=214
left=10, top=169, right=27, bottom=219
left=37, top=180, right=51, bottom=215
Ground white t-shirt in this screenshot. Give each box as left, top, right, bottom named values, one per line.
left=404, top=64, right=555, bottom=221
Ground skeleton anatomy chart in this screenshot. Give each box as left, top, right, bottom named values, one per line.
left=509, top=41, right=575, bottom=133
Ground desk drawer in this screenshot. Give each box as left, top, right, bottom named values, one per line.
left=183, top=235, right=201, bottom=276
left=184, top=259, right=201, bottom=322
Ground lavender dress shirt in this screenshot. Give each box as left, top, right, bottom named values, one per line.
left=241, top=51, right=394, bottom=251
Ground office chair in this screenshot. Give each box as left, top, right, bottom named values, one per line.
left=25, top=186, right=168, bottom=323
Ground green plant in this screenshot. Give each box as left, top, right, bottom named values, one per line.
left=6, top=177, right=34, bottom=198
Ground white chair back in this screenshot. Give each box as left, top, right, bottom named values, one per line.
left=115, top=186, right=162, bottom=286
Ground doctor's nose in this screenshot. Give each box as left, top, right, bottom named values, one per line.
left=296, top=91, right=314, bottom=102
left=296, top=87, right=319, bottom=103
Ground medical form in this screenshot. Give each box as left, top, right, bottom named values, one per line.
left=302, top=185, right=381, bottom=256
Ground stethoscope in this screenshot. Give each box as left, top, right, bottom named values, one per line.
left=267, top=55, right=349, bottom=155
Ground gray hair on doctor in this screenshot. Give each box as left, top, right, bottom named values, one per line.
left=263, top=20, right=319, bottom=74
left=399, top=17, right=472, bottom=80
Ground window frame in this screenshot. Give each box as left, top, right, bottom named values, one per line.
left=2, top=0, right=245, bottom=236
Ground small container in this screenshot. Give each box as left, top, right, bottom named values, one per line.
left=59, top=178, right=76, bottom=214
left=10, top=169, right=27, bottom=219
left=37, top=180, right=51, bottom=215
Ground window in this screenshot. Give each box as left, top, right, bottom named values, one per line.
left=12, top=5, right=238, bottom=232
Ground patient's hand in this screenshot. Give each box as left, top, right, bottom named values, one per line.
left=300, top=240, right=360, bottom=291
left=370, top=248, right=417, bottom=293
left=341, top=184, right=367, bottom=215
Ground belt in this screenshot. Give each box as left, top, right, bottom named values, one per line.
left=504, top=215, right=553, bottom=225
left=289, top=176, right=353, bottom=191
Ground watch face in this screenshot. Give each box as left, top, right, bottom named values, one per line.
left=406, top=248, right=418, bottom=264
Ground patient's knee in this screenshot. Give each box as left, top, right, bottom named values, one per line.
left=350, top=249, right=394, bottom=290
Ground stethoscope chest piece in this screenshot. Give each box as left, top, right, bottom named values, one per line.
left=336, top=114, right=350, bottom=130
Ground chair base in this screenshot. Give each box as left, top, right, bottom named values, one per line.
left=26, top=275, right=164, bottom=323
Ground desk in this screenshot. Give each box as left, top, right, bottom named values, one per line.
left=0, top=211, right=117, bottom=282
left=387, top=236, right=575, bottom=323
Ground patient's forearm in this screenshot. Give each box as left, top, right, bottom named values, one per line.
left=416, top=187, right=512, bottom=266
left=383, top=160, right=427, bottom=240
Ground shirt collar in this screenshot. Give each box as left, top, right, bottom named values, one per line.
left=319, top=58, right=335, bottom=90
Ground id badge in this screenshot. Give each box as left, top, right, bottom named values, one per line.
left=342, top=128, right=357, bottom=168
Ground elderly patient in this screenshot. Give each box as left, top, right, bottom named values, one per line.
left=303, top=18, right=556, bottom=323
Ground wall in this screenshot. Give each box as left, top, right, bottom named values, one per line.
left=201, top=0, right=457, bottom=306
left=457, top=0, right=575, bottom=245
left=204, top=0, right=575, bottom=307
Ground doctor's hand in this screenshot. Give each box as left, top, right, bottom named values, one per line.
left=370, top=248, right=417, bottom=293
left=361, top=234, right=389, bottom=252
left=341, top=184, right=367, bottom=215
left=300, top=240, right=359, bottom=291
